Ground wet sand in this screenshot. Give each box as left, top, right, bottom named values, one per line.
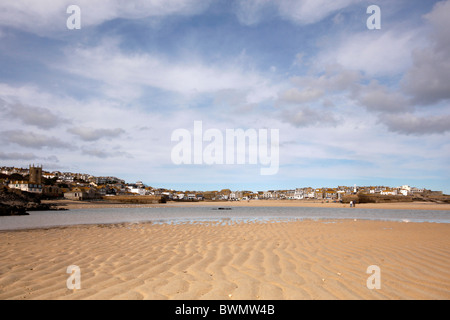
left=44, top=199, right=450, bottom=211
left=0, top=220, right=449, bottom=300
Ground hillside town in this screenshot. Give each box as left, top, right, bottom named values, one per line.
left=1, top=165, right=446, bottom=204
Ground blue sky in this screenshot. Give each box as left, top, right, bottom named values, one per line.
left=0, top=0, right=449, bottom=193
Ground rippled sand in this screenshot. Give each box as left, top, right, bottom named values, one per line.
left=0, top=220, right=449, bottom=300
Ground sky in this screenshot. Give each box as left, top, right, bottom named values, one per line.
left=0, top=0, right=449, bottom=193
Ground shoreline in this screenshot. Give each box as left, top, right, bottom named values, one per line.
left=43, top=199, right=450, bottom=211
left=1, top=219, right=449, bottom=300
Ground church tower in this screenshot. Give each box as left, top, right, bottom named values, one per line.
left=29, top=164, right=43, bottom=185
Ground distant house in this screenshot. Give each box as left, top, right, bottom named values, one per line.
left=381, top=188, right=398, bottom=196
left=399, top=185, right=412, bottom=196
left=57, top=174, right=74, bottom=183
left=43, top=173, right=56, bottom=179
left=176, top=193, right=185, bottom=200
left=285, top=190, right=295, bottom=199
left=106, top=187, right=117, bottom=195
left=161, top=192, right=173, bottom=199
left=196, top=194, right=204, bottom=201
left=187, top=194, right=196, bottom=200
left=337, top=190, right=346, bottom=200
left=232, top=191, right=244, bottom=200
left=303, top=188, right=315, bottom=199
left=315, top=189, right=324, bottom=200
left=127, top=186, right=146, bottom=195
left=369, top=187, right=383, bottom=194
left=410, top=187, right=424, bottom=195
left=218, top=194, right=229, bottom=200
left=64, top=187, right=97, bottom=201
left=263, top=191, right=273, bottom=199
left=64, top=191, right=84, bottom=201
left=96, top=186, right=106, bottom=196
left=8, top=181, right=42, bottom=194
left=42, top=185, right=62, bottom=197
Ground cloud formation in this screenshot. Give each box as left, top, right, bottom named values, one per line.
left=402, top=0, right=450, bottom=105
left=57, top=40, right=274, bottom=103
left=382, top=113, right=450, bottom=135
left=234, top=0, right=360, bottom=25
left=0, top=0, right=211, bottom=36
left=81, top=147, right=133, bottom=159
left=3, top=102, right=68, bottom=129
left=0, top=0, right=449, bottom=192
left=355, top=81, right=410, bottom=113
left=279, top=88, right=324, bottom=105
left=68, top=127, right=125, bottom=142
left=280, top=106, right=339, bottom=128
left=0, top=152, right=36, bottom=161
left=1, top=130, right=71, bottom=149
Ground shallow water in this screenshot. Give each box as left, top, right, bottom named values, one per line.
left=1, top=205, right=449, bottom=231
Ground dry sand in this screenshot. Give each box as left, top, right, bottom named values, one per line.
left=0, top=220, right=449, bottom=300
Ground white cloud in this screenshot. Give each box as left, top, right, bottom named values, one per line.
left=355, top=81, right=410, bottom=113
left=276, top=0, right=359, bottom=25
left=381, top=113, right=450, bottom=135
left=0, top=152, right=37, bottom=161
left=279, top=87, right=324, bottom=104
left=233, top=0, right=359, bottom=25
left=81, top=148, right=132, bottom=159
left=290, top=67, right=362, bottom=92
left=68, top=127, right=125, bottom=141
left=58, top=40, right=277, bottom=103
left=1, top=130, right=72, bottom=150
left=1, top=1, right=449, bottom=190
left=0, top=82, right=230, bottom=175
left=233, top=0, right=274, bottom=26
left=402, top=0, right=450, bottom=105
left=402, top=48, right=450, bottom=105
left=280, top=106, right=339, bottom=128
left=2, top=101, right=69, bottom=129
left=316, top=30, right=419, bottom=77
left=424, top=0, right=450, bottom=52
left=0, top=0, right=210, bottom=36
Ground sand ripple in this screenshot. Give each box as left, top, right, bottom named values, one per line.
left=0, top=220, right=449, bottom=300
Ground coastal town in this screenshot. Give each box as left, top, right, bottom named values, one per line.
left=1, top=165, right=446, bottom=204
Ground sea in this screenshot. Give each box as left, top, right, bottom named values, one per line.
left=1, top=206, right=449, bottom=231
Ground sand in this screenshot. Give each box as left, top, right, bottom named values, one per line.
left=0, top=220, right=449, bottom=300
left=44, top=199, right=450, bottom=211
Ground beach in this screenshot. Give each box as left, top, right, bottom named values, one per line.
left=44, top=199, right=450, bottom=211
left=1, top=219, right=449, bottom=300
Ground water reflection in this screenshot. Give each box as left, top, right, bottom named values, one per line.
left=1, top=206, right=449, bottom=231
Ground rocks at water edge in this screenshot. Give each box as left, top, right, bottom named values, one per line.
left=0, top=186, right=52, bottom=216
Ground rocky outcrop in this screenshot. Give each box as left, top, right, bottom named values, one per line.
left=0, top=203, right=28, bottom=216
left=0, top=187, right=43, bottom=216
left=342, top=192, right=450, bottom=204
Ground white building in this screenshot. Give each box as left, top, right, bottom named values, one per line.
left=43, top=173, right=56, bottom=179
left=161, top=192, right=173, bottom=199
left=381, top=188, right=398, bottom=196
left=57, top=175, right=74, bottom=183
left=305, top=189, right=316, bottom=199
left=127, top=187, right=146, bottom=195
left=263, top=191, right=273, bottom=199
left=410, top=187, right=424, bottom=194
left=8, top=181, right=42, bottom=194
left=399, top=185, right=411, bottom=196
left=294, top=188, right=304, bottom=200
